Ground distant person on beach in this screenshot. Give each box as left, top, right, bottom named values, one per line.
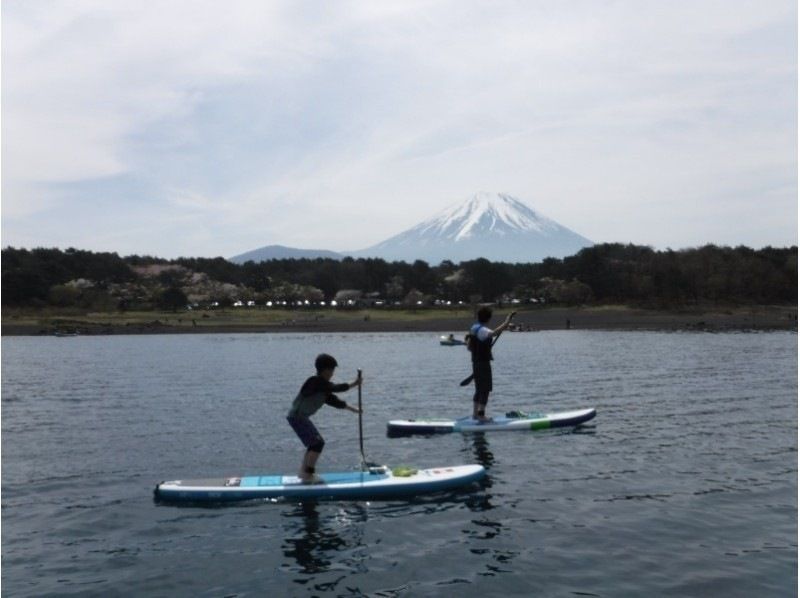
left=466, top=307, right=515, bottom=422
left=287, top=354, right=362, bottom=483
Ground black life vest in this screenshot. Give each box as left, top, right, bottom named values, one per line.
left=467, top=322, right=493, bottom=362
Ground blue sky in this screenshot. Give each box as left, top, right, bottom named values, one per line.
left=2, top=0, right=797, bottom=258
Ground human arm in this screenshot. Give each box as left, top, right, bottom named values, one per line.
left=328, top=372, right=363, bottom=393
left=487, top=311, right=517, bottom=338
left=324, top=394, right=361, bottom=413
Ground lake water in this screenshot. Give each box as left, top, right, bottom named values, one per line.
left=2, top=331, right=797, bottom=597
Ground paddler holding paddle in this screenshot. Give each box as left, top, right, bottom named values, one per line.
left=465, top=307, right=516, bottom=422
left=287, top=354, right=362, bottom=483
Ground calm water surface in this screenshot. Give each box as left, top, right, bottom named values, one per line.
left=2, top=331, right=797, bottom=597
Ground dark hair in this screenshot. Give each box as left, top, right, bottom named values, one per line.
left=315, top=353, right=338, bottom=372
left=477, top=306, right=493, bottom=323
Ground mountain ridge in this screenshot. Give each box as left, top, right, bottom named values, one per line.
left=230, top=244, right=344, bottom=263
left=231, top=192, right=593, bottom=264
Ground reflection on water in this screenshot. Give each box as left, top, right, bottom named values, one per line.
left=468, top=434, right=495, bottom=470
left=281, top=502, right=369, bottom=579
left=282, top=503, right=341, bottom=575
left=1, top=331, right=796, bottom=596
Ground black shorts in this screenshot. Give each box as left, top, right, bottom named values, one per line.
left=287, top=415, right=324, bottom=449
left=472, top=361, right=493, bottom=394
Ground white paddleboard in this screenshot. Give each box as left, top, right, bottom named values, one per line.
left=154, top=464, right=485, bottom=503
left=387, top=408, right=596, bottom=436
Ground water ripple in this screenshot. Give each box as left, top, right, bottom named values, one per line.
left=1, top=331, right=796, bottom=596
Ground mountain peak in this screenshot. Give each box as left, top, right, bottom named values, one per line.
left=355, top=192, right=592, bottom=264
left=419, top=192, right=558, bottom=242
left=231, top=192, right=593, bottom=265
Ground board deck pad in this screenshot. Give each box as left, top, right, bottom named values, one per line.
left=239, top=471, right=390, bottom=487
left=387, top=407, right=596, bottom=436
left=154, top=464, right=485, bottom=503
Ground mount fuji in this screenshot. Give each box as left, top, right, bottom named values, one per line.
left=230, top=192, right=593, bottom=264
left=351, top=192, right=593, bottom=264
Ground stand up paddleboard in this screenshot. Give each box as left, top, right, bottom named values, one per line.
left=154, top=464, right=485, bottom=503
left=156, top=371, right=486, bottom=503
left=387, top=408, right=596, bottom=437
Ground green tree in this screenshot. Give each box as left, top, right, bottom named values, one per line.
left=158, top=287, right=188, bottom=311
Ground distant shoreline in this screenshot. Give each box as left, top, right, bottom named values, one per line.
left=2, top=305, right=796, bottom=336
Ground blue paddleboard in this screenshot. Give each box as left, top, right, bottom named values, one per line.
left=154, top=464, right=485, bottom=503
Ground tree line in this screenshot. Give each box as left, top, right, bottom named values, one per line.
left=2, top=243, right=796, bottom=309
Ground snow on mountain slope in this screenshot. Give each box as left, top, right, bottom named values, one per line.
left=413, top=192, right=559, bottom=241
left=229, top=192, right=593, bottom=265
left=352, top=192, right=592, bottom=264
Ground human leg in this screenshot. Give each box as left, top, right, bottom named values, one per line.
left=288, top=416, right=326, bottom=482
left=472, top=361, right=493, bottom=421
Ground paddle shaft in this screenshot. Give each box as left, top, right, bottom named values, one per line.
left=357, top=369, right=365, bottom=468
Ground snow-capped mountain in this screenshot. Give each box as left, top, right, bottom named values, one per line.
left=352, top=192, right=593, bottom=263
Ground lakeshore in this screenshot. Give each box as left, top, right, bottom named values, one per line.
left=2, top=305, right=796, bottom=336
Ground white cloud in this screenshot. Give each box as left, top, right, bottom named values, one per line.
left=2, top=0, right=796, bottom=256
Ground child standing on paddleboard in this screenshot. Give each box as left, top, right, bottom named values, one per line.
left=287, top=354, right=362, bottom=483
left=467, top=307, right=515, bottom=421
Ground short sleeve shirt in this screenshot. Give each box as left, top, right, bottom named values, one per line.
left=475, top=326, right=491, bottom=342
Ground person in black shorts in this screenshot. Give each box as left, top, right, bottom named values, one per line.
left=467, top=307, right=515, bottom=421
left=287, top=354, right=362, bottom=483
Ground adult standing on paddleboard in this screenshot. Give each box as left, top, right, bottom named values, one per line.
left=287, top=354, right=362, bottom=483
left=467, top=307, right=515, bottom=422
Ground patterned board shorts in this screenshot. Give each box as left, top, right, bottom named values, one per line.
left=287, top=415, right=324, bottom=449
